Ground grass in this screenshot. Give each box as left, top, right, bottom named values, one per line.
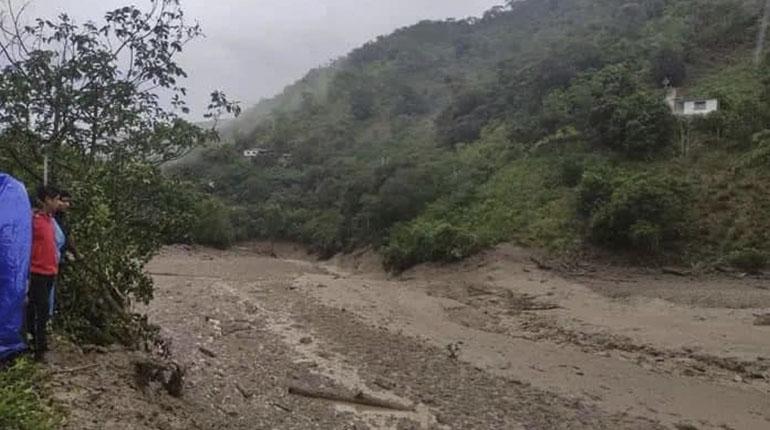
left=0, top=358, right=60, bottom=430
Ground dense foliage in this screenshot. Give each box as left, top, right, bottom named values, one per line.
left=0, top=0, right=237, bottom=343
left=177, top=0, right=770, bottom=270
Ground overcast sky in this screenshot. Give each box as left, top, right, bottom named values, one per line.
left=18, top=0, right=500, bottom=119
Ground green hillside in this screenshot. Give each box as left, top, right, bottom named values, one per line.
left=174, top=0, right=770, bottom=271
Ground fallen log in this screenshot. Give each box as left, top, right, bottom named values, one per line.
left=288, top=384, right=415, bottom=412
left=270, top=402, right=292, bottom=413
left=198, top=346, right=217, bottom=358
left=662, top=267, right=691, bottom=277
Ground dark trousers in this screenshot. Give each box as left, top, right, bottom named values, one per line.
left=27, top=274, right=55, bottom=358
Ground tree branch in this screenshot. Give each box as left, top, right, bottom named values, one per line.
left=6, top=0, right=31, bottom=56
left=1, top=144, right=41, bottom=181
left=110, top=0, right=161, bottom=59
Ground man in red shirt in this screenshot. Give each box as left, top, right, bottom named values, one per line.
left=28, top=185, right=61, bottom=362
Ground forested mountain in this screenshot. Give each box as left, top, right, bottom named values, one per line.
left=174, top=0, right=770, bottom=271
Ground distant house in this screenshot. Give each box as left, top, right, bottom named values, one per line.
left=677, top=99, right=719, bottom=116
left=243, top=148, right=269, bottom=158
left=665, top=88, right=719, bottom=116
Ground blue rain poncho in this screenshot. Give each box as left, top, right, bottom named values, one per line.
left=0, top=173, right=32, bottom=360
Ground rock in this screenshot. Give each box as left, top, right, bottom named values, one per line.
left=133, top=359, right=185, bottom=398
left=753, top=313, right=770, bottom=326
left=734, top=375, right=744, bottom=383
left=299, top=337, right=313, bottom=345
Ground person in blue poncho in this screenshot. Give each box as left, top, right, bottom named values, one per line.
left=0, top=173, right=32, bottom=363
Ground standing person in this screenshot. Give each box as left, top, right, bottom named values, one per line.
left=55, top=190, right=76, bottom=258
left=49, top=190, right=72, bottom=319
left=28, top=185, right=61, bottom=362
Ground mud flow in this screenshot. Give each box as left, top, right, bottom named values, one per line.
left=48, top=244, right=770, bottom=429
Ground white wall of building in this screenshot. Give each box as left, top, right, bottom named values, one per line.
left=682, top=99, right=718, bottom=116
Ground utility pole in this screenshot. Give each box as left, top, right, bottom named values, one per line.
left=43, top=154, right=48, bottom=185
left=755, top=0, right=770, bottom=66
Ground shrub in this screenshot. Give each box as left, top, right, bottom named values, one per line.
left=576, top=166, right=616, bottom=217
left=628, top=220, right=663, bottom=253
left=726, top=248, right=768, bottom=273
left=383, top=221, right=481, bottom=272
left=588, top=173, right=692, bottom=252
left=600, top=91, right=675, bottom=159
left=557, top=157, right=585, bottom=188
left=189, top=198, right=235, bottom=249
left=300, top=210, right=343, bottom=258
left=737, top=130, right=770, bottom=169
left=56, top=166, right=198, bottom=345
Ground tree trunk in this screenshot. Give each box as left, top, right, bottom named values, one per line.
left=755, top=0, right=770, bottom=65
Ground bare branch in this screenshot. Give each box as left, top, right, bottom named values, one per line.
left=6, top=0, right=31, bottom=56
left=0, top=37, right=25, bottom=74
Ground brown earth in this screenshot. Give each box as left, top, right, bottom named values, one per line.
left=45, top=243, right=770, bottom=429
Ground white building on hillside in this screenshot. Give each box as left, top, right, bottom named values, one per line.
left=243, top=148, right=268, bottom=157
left=665, top=88, right=719, bottom=116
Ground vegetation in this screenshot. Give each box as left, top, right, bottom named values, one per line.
left=585, top=171, right=693, bottom=252
left=0, top=0, right=238, bottom=344
left=0, top=1, right=239, bottom=422
left=0, top=359, right=60, bottom=430
left=174, top=0, right=770, bottom=272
